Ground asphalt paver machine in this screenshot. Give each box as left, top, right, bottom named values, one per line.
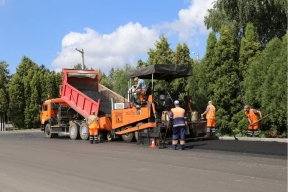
left=123, top=64, right=207, bottom=148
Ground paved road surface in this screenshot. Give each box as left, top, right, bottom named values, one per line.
left=0, top=131, right=286, bottom=192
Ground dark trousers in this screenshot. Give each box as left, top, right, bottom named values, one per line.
left=172, top=126, right=186, bottom=141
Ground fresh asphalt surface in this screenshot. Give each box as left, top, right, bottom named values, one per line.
left=0, top=130, right=287, bottom=192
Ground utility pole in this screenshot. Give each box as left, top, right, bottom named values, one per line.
left=192, top=52, right=200, bottom=61
left=75, top=48, right=85, bottom=69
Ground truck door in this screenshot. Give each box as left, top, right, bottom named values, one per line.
left=40, top=104, right=49, bottom=125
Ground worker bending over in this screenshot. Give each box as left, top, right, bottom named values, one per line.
left=169, top=100, right=188, bottom=150
left=132, top=77, right=147, bottom=102
left=88, top=111, right=99, bottom=144
left=244, top=105, right=262, bottom=137
left=201, top=101, right=216, bottom=137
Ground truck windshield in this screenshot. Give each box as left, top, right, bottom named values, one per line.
left=51, top=103, right=59, bottom=110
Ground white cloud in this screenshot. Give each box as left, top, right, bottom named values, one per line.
left=155, top=0, right=215, bottom=42
left=51, top=22, right=158, bottom=73
left=51, top=0, right=215, bottom=74
left=0, top=0, right=5, bottom=6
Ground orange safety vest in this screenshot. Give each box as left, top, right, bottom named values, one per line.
left=245, top=109, right=258, bottom=124
left=169, top=107, right=187, bottom=127
left=206, top=104, right=216, bottom=119
left=88, top=115, right=98, bottom=129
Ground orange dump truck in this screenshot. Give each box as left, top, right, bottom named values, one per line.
left=40, top=65, right=208, bottom=148
left=40, top=68, right=127, bottom=140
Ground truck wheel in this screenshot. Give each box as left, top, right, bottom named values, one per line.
left=79, top=122, right=89, bottom=140
left=45, top=123, right=53, bottom=138
left=134, top=122, right=145, bottom=142
left=69, top=122, right=80, bottom=140
left=121, top=126, right=134, bottom=142
left=106, top=131, right=113, bottom=141
left=98, top=133, right=104, bottom=143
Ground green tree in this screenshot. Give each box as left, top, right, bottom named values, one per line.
left=16, top=56, right=38, bottom=77
left=146, top=35, right=174, bottom=91
left=8, top=56, right=62, bottom=128
left=109, top=67, right=115, bottom=80
left=73, top=63, right=88, bottom=69
left=244, top=37, right=282, bottom=109
left=27, top=71, right=42, bottom=128
left=9, top=74, right=25, bottom=128
left=99, top=70, right=113, bottom=90
left=210, top=25, right=240, bottom=135
left=204, top=0, right=287, bottom=47
left=203, top=31, right=217, bottom=98
left=147, top=34, right=174, bottom=65
left=187, top=60, right=208, bottom=111
left=113, top=65, right=133, bottom=96
left=172, top=43, right=193, bottom=91
left=0, top=61, right=10, bottom=126
left=0, top=61, right=10, bottom=118
left=136, top=59, right=144, bottom=69
left=9, top=57, right=38, bottom=128
left=237, top=23, right=261, bottom=106
left=239, top=23, right=261, bottom=80
left=173, top=43, right=193, bottom=65
left=24, top=69, right=35, bottom=128
left=261, top=33, right=287, bottom=137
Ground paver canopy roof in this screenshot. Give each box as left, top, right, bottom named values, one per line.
left=125, top=64, right=192, bottom=80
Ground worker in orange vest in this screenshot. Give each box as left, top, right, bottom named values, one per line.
left=88, top=111, right=99, bottom=144
left=169, top=100, right=188, bottom=150
left=244, top=105, right=262, bottom=137
left=201, top=101, right=216, bottom=137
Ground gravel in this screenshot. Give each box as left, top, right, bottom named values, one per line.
left=80, top=90, right=112, bottom=116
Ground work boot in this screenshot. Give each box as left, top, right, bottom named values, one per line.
left=180, top=145, right=185, bottom=150
left=170, top=144, right=177, bottom=150
left=204, top=132, right=210, bottom=138
left=89, top=136, right=93, bottom=144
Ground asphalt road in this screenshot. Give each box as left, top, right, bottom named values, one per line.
left=0, top=131, right=287, bottom=192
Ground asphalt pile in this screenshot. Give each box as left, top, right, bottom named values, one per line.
left=80, top=90, right=112, bottom=116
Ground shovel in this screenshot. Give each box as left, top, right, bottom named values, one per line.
left=248, top=114, right=270, bottom=127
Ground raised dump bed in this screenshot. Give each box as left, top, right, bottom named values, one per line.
left=61, top=69, right=101, bottom=118
left=61, top=69, right=128, bottom=117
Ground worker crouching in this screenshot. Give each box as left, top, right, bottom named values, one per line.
left=169, top=100, right=188, bottom=150
left=244, top=105, right=262, bottom=137
left=88, top=111, right=99, bottom=144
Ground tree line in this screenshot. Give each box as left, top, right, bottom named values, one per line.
left=0, top=0, right=286, bottom=137
left=0, top=58, right=62, bottom=129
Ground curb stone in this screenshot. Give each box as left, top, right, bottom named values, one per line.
left=218, top=136, right=288, bottom=143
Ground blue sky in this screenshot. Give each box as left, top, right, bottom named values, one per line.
left=0, top=0, right=214, bottom=74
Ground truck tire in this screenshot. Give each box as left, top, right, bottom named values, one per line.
left=69, top=122, right=80, bottom=140
left=106, top=131, right=113, bottom=141
left=79, top=122, right=89, bottom=140
left=45, top=123, right=53, bottom=138
left=121, top=126, right=134, bottom=142
left=98, top=133, right=104, bottom=143
left=134, top=122, right=145, bottom=142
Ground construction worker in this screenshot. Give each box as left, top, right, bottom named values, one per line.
left=244, top=105, right=262, bottom=137
left=201, top=101, right=216, bottom=137
left=87, top=111, right=99, bottom=144
left=169, top=100, right=188, bottom=150
left=132, top=77, right=147, bottom=102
